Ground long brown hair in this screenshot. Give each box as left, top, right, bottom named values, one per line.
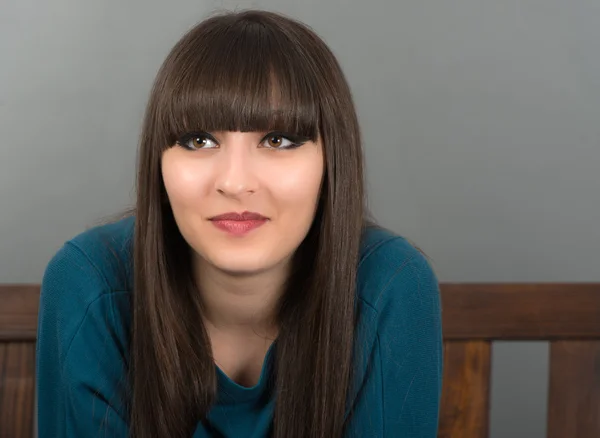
left=129, top=9, right=365, bottom=437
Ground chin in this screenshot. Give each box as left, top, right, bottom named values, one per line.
left=206, top=251, right=283, bottom=276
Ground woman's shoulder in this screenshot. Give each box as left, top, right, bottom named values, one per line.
left=42, top=215, right=135, bottom=300
left=357, top=224, right=439, bottom=313
left=38, top=216, right=135, bottom=370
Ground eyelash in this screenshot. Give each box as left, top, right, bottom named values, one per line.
left=175, top=131, right=308, bottom=151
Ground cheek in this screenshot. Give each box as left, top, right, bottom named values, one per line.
left=268, top=158, right=324, bottom=214
left=162, top=155, right=210, bottom=204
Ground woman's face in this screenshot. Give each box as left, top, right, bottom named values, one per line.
left=161, top=130, right=324, bottom=275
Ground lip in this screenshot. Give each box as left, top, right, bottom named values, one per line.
left=209, top=211, right=269, bottom=236
left=209, top=211, right=268, bottom=221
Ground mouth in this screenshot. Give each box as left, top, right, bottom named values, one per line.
left=208, top=211, right=269, bottom=236
left=209, top=211, right=268, bottom=221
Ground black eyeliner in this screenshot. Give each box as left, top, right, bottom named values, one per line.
left=175, top=131, right=310, bottom=149
left=262, top=131, right=310, bottom=148
left=176, top=131, right=218, bottom=149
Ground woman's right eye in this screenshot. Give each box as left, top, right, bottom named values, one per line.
left=176, top=132, right=218, bottom=150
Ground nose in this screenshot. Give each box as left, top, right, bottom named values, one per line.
left=213, top=137, right=258, bottom=198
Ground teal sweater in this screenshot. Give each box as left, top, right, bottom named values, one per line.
left=36, top=216, right=443, bottom=437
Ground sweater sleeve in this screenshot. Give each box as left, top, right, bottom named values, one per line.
left=36, top=242, right=130, bottom=437
left=345, top=247, right=444, bottom=437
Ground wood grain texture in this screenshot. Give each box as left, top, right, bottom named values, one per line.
left=4, top=283, right=600, bottom=341
left=2, top=282, right=600, bottom=438
left=0, top=285, right=40, bottom=342
left=0, top=342, right=35, bottom=438
left=441, top=283, right=600, bottom=340
left=547, top=340, right=600, bottom=438
left=438, top=341, right=491, bottom=438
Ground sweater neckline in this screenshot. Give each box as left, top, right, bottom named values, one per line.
left=215, top=340, right=277, bottom=404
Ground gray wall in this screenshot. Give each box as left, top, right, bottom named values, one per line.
left=2, top=1, right=599, bottom=437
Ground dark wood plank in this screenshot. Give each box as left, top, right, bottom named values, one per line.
left=438, top=341, right=491, bottom=438
left=547, top=340, right=600, bottom=438
left=441, top=283, right=600, bottom=340
left=0, top=285, right=40, bottom=341
left=6, top=283, right=600, bottom=341
left=0, top=342, right=36, bottom=438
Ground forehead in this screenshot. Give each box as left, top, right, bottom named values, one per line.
left=158, top=26, right=322, bottom=146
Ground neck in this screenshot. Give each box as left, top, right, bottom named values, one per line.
left=193, top=258, right=289, bottom=337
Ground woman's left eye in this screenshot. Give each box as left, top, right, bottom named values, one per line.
left=261, top=133, right=304, bottom=150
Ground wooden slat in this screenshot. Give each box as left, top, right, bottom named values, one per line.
left=438, top=341, right=491, bottom=438
left=0, top=342, right=36, bottom=438
left=5, top=283, right=600, bottom=342
left=547, top=340, right=600, bottom=438
left=441, top=283, right=600, bottom=340
left=0, top=285, right=40, bottom=341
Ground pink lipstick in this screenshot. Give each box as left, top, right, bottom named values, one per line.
left=209, top=211, right=268, bottom=236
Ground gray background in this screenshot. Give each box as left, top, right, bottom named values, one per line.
left=2, top=1, right=599, bottom=437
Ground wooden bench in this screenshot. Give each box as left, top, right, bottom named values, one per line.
left=2, top=283, right=600, bottom=437
left=1, top=285, right=38, bottom=438
left=439, top=283, right=600, bottom=438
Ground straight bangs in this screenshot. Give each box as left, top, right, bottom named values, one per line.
left=156, top=18, right=322, bottom=149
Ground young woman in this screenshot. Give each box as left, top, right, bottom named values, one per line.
left=36, top=9, right=443, bottom=438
